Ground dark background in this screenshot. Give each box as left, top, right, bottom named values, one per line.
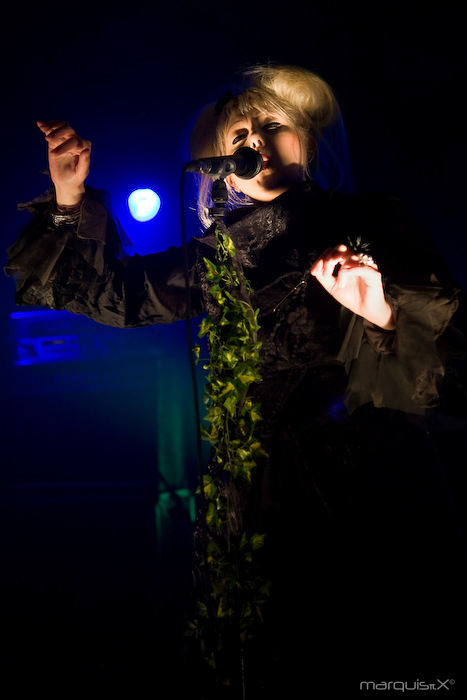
left=1, top=0, right=465, bottom=691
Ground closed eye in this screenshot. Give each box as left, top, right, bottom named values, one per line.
left=232, top=132, right=247, bottom=145
left=230, top=121, right=282, bottom=146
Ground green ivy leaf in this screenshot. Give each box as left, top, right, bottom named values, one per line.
left=204, top=406, right=224, bottom=422
left=201, top=474, right=217, bottom=500
left=199, top=318, right=212, bottom=337
left=250, top=533, right=266, bottom=550
left=225, top=236, right=236, bottom=257
left=250, top=406, right=262, bottom=423
left=205, top=501, right=218, bottom=527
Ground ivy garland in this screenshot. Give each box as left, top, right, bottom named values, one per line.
left=188, top=223, right=271, bottom=685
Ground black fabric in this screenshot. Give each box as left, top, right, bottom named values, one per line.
left=5, top=181, right=467, bottom=694
left=6, top=181, right=461, bottom=411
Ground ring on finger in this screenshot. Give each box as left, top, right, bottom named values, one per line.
left=357, top=253, right=375, bottom=266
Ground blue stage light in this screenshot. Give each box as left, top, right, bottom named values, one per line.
left=128, top=188, right=161, bottom=222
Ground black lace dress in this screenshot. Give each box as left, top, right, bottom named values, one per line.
left=6, top=180, right=466, bottom=692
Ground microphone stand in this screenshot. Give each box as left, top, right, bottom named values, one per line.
left=208, top=177, right=228, bottom=222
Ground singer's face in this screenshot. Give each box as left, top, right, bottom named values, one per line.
left=224, top=109, right=306, bottom=204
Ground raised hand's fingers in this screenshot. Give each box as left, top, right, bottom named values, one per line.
left=37, top=119, right=70, bottom=137
left=310, top=244, right=349, bottom=278
left=75, top=149, right=91, bottom=181
left=340, top=253, right=378, bottom=271
left=311, top=244, right=379, bottom=279
left=45, top=125, right=80, bottom=147
left=37, top=119, right=63, bottom=133
left=37, top=120, right=91, bottom=153
left=333, top=262, right=381, bottom=289
left=49, top=136, right=91, bottom=157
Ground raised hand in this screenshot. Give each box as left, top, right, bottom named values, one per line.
left=37, top=120, right=91, bottom=206
left=310, top=244, right=395, bottom=330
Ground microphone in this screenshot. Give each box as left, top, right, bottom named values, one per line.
left=184, top=147, right=263, bottom=180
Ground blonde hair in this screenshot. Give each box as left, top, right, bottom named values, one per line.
left=190, top=63, right=351, bottom=228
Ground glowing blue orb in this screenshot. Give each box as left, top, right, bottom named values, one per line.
left=128, top=188, right=161, bottom=222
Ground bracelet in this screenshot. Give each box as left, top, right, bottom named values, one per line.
left=50, top=199, right=83, bottom=227
left=50, top=211, right=81, bottom=227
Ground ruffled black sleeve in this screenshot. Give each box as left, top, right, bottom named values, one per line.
left=335, top=193, right=464, bottom=414
left=5, top=186, right=206, bottom=328
left=340, top=283, right=461, bottom=414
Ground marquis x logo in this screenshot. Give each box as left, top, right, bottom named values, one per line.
left=359, top=679, right=455, bottom=691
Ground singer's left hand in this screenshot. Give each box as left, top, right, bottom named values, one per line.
left=310, top=244, right=395, bottom=330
